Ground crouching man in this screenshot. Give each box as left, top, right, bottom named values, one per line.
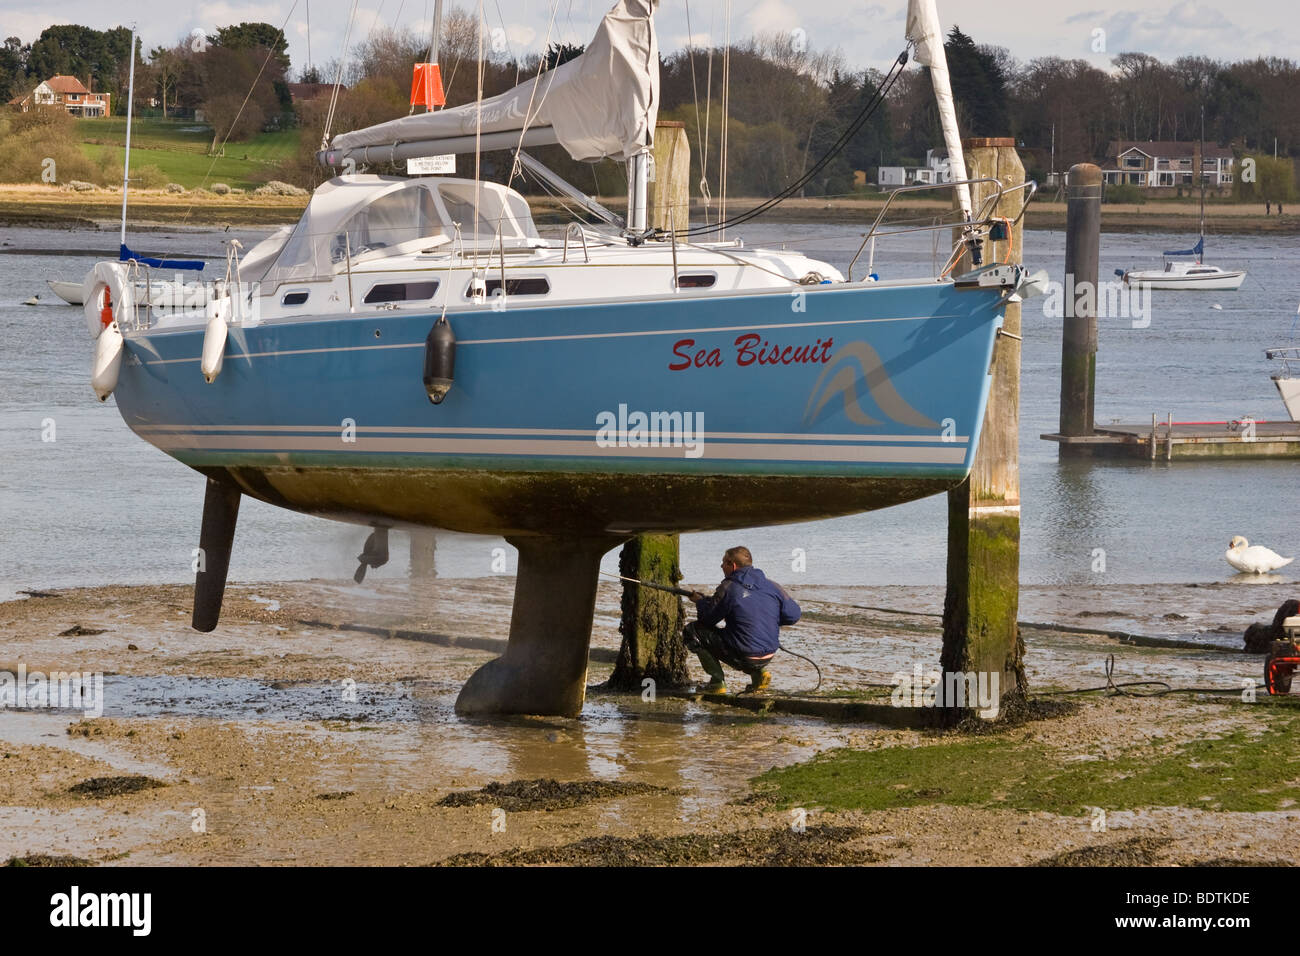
left=684, top=546, right=801, bottom=694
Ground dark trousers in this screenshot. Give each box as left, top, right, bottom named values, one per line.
left=682, top=622, right=774, bottom=681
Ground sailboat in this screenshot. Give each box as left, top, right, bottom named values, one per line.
left=1119, top=109, right=1246, bottom=291
left=82, top=0, right=1036, bottom=716
left=46, top=25, right=209, bottom=309
left=1267, top=347, right=1300, bottom=421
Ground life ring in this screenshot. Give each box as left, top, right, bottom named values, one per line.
left=82, top=261, right=133, bottom=339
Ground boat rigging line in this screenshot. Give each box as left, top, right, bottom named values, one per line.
left=672, top=46, right=911, bottom=239
left=181, top=0, right=301, bottom=224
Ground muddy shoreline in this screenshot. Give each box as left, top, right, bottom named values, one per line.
left=3, top=184, right=1296, bottom=234
left=1, top=577, right=1296, bottom=867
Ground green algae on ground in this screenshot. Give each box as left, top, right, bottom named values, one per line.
left=5, top=854, right=93, bottom=867
left=754, top=708, right=1300, bottom=815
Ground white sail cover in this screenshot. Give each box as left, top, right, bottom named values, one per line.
left=330, top=0, right=658, bottom=164
left=905, top=0, right=971, bottom=219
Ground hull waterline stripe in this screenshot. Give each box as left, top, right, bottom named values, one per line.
left=136, top=432, right=968, bottom=464
left=131, top=423, right=970, bottom=444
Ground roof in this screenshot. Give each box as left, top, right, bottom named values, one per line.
left=288, top=83, right=336, bottom=101
left=44, top=75, right=90, bottom=94
left=1107, top=140, right=1234, bottom=160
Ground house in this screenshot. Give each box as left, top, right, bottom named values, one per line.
left=287, top=82, right=337, bottom=103
left=877, top=149, right=952, bottom=190
left=1102, top=140, right=1234, bottom=191
left=8, top=75, right=110, bottom=117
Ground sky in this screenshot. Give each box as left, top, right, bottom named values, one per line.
left=0, top=0, right=1289, bottom=77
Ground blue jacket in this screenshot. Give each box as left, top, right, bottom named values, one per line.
left=694, top=565, right=801, bottom=657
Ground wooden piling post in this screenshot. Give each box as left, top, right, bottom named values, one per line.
left=1058, top=163, right=1102, bottom=454
left=408, top=529, right=437, bottom=580
left=941, top=138, right=1026, bottom=720
left=607, top=533, right=689, bottom=691
left=650, top=121, right=689, bottom=233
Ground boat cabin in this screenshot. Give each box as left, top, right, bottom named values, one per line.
left=243, top=175, right=542, bottom=290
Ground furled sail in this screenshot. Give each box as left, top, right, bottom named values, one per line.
left=322, top=0, right=658, bottom=167
left=905, top=0, right=971, bottom=220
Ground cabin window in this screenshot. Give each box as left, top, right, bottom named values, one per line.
left=281, top=290, right=310, bottom=306
left=469, top=277, right=550, bottom=297
left=676, top=273, right=716, bottom=289
left=364, top=280, right=439, bottom=304
left=334, top=187, right=443, bottom=262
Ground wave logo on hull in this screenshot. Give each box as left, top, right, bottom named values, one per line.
left=802, top=341, right=937, bottom=429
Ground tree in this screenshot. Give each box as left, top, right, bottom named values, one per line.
left=199, top=44, right=282, bottom=152
left=944, top=26, right=1009, bottom=136
left=149, top=44, right=185, bottom=117
left=214, top=22, right=290, bottom=73
left=0, top=36, right=28, bottom=102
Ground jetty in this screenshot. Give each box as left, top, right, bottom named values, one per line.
left=1044, top=415, right=1300, bottom=460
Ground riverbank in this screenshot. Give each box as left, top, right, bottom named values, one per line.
left=1, top=578, right=1294, bottom=867
left=4, top=183, right=1298, bottom=234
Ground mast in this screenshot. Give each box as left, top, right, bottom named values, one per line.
left=905, top=0, right=971, bottom=221
left=1199, top=104, right=1206, bottom=259
left=119, top=23, right=138, bottom=252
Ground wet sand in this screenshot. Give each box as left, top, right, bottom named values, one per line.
left=1, top=577, right=1296, bottom=866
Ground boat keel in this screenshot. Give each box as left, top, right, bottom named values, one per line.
left=455, top=534, right=624, bottom=718
left=192, top=477, right=242, bottom=632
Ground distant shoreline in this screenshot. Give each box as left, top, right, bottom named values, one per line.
left=2, top=184, right=1297, bottom=234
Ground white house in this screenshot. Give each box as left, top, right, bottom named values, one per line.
left=878, top=149, right=952, bottom=189
left=1101, top=140, right=1234, bottom=189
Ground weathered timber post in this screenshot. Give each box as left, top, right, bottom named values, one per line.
left=1058, top=163, right=1102, bottom=453
left=941, top=137, right=1026, bottom=721
left=650, top=120, right=689, bottom=232
left=408, top=529, right=437, bottom=580
left=606, top=533, right=689, bottom=692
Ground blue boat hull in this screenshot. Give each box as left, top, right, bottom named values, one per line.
left=115, top=280, right=1007, bottom=534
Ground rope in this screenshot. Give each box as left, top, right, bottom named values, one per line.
left=719, top=0, right=731, bottom=238
left=676, top=49, right=909, bottom=238
left=322, top=0, right=362, bottom=147
left=778, top=642, right=822, bottom=692
left=684, top=0, right=708, bottom=227
left=181, top=1, right=300, bottom=224
left=1035, top=654, right=1267, bottom=698
left=505, top=0, right=561, bottom=193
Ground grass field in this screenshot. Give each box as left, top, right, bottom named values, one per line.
left=75, top=117, right=302, bottom=191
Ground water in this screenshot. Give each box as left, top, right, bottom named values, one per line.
left=1, top=221, right=1296, bottom=599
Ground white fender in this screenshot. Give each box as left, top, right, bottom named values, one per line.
left=91, top=320, right=124, bottom=401
left=82, top=262, right=132, bottom=339
left=201, top=298, right=229, bottom=383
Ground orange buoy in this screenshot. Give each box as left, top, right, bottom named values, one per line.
left=101, top=288, right=113, bottom=328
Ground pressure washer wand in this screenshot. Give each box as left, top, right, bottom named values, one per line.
left=599, top=571, right=699, bottom=599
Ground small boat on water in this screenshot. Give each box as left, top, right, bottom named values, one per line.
left=1267, top=346, right=1300, bottom=421
left=47, top=279, right=86, bottom=305
left=1119, top=239, right=1246, bottom=291
left=1118, top=109, right=1246, bottom=292
left=48, top=275, right=213, bottom=308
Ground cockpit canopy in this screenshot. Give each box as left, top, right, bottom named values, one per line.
left=249, top=174, right=541, bottom=287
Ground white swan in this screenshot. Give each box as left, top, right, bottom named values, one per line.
left=1225, top=536, right=1294, bottom=574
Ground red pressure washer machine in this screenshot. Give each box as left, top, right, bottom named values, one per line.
left=1265, top=615, right=1300, bottom=695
